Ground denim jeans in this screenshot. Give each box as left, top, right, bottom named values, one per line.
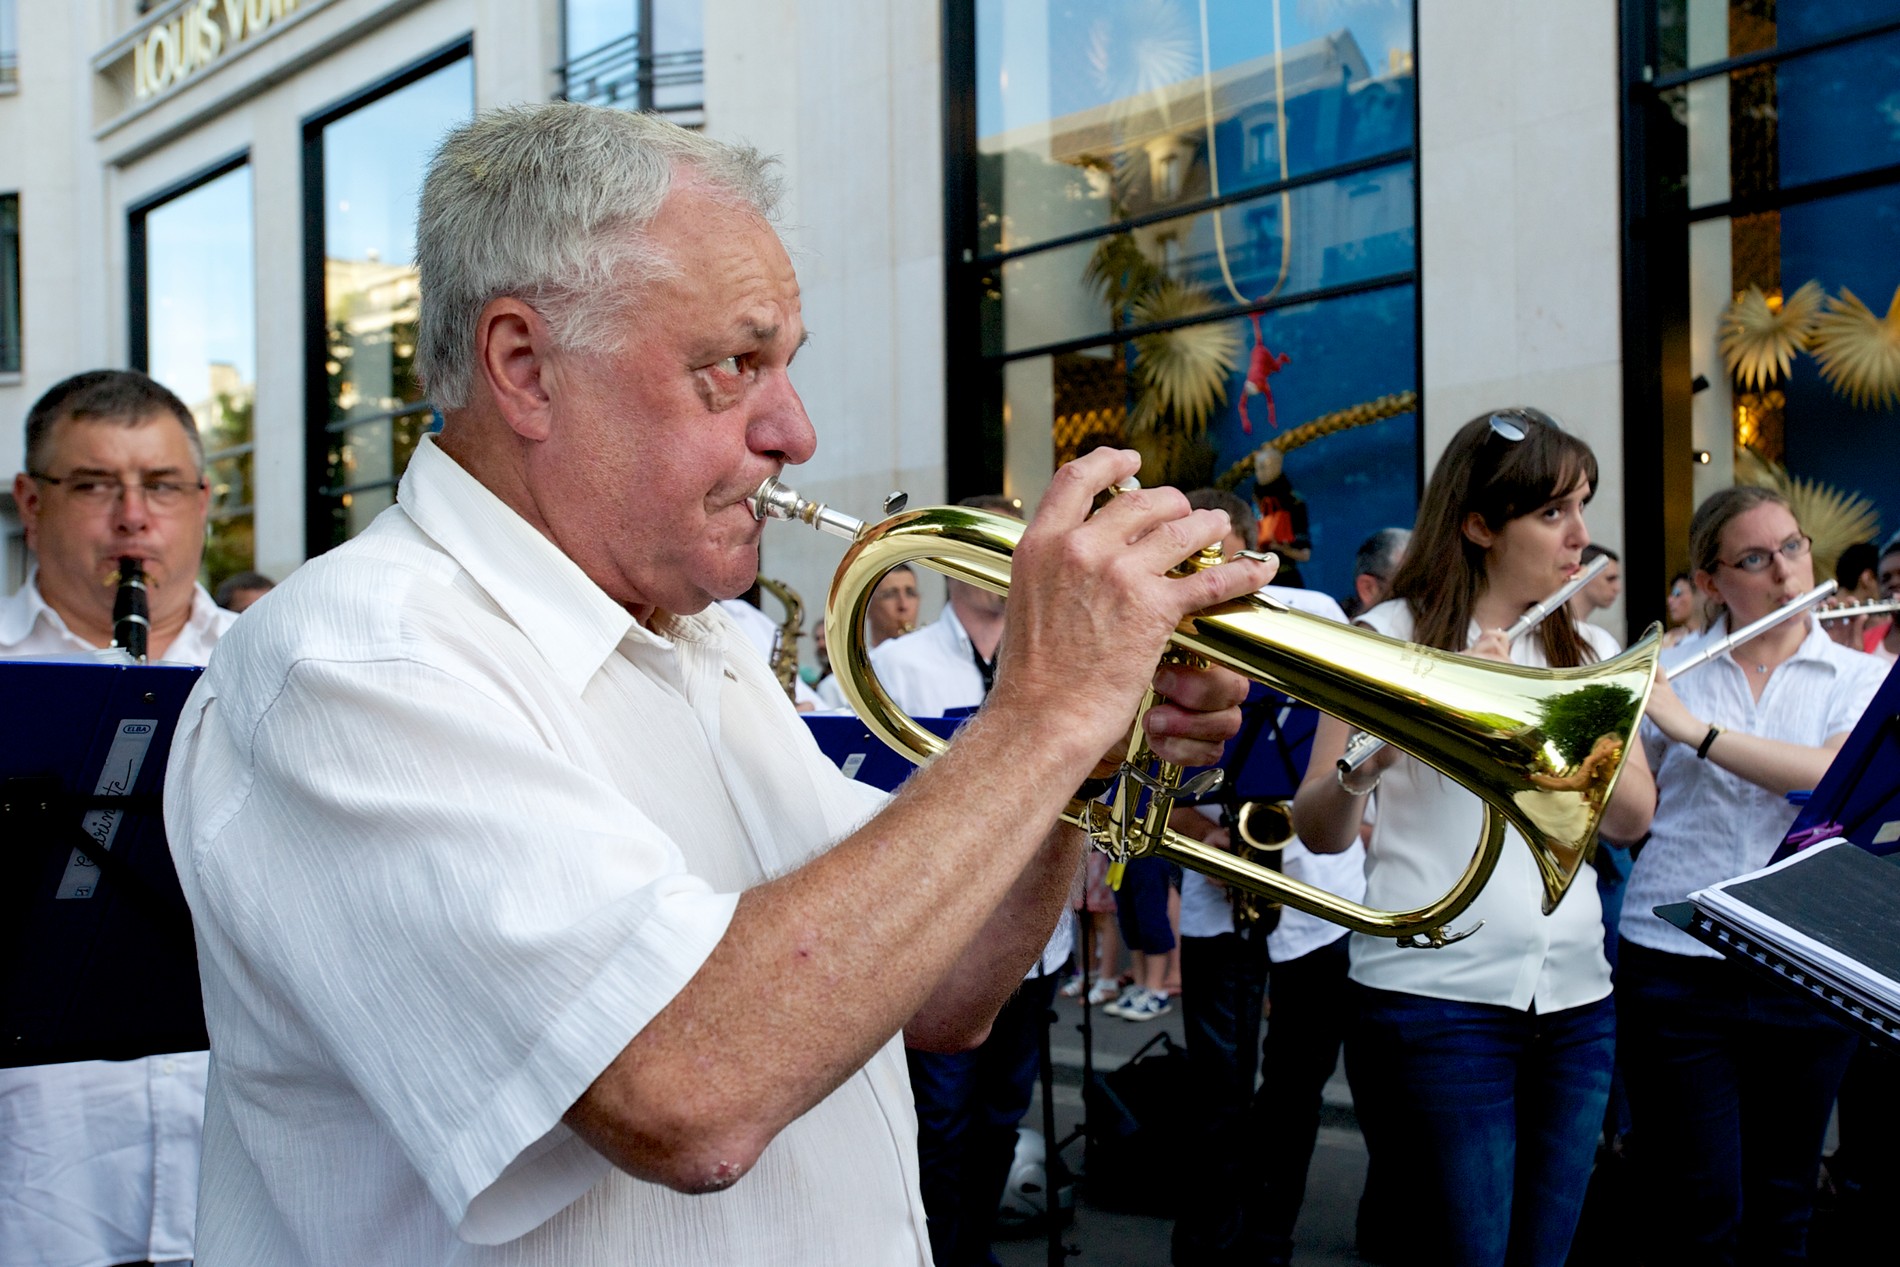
left=1345, top=983, right=1614, bottom=1266
left=1617, top=939, right=1857, bottom=1265
left=1113, top=856, right=1176, bottom=954
left=907, top=974, right=1061, bottom=1267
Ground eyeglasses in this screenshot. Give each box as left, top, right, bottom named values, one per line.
left=1714, top=533, right=1811, bottom=574
left=29, top=471, right=207, bottom=510
left=1486, top=408, right=1564, bottom=442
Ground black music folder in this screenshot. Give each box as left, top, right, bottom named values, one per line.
left=1659, top=838, right=1900, bottom=1052
left=1, top=659, right=206, bottom=1066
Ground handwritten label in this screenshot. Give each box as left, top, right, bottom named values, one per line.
left=55, top=719, right=158, bottom=900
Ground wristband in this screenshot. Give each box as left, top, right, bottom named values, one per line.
left=1336, top=764, right=1382, bottom=797
left=1696, top=724, right=1724, bottom=760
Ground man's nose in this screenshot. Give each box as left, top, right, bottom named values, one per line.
left=113, top=483, right=154, bottom=531
left=752, top=374, right=818, bottom=466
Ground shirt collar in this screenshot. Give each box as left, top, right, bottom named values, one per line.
left=0, top=563, right=229, bottom=659
left=396, top=435, right=641, bottom=695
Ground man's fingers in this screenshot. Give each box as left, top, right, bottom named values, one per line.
left=1035, top=448, right=1143, bottom=530
left=1150, top=662, right=1250, bottom=713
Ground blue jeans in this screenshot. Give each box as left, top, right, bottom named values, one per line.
left=907, top=974, right=1059, bottom=1267
left=1113, top=856, right=1176, bottom=954
left=1617, top=939, right=1856, bottom=1265
left=1345, top=984, right=1613, bottom=1267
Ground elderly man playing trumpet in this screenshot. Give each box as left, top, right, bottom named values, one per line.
left=164, top=103, right=1272, bottom=1265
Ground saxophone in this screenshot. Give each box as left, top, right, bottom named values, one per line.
left=755, top=575, right=804, bottom=701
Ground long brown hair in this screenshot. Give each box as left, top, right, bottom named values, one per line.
left=1687, top=485, right=1797, bottom=628
left=1386, top=407, right=1601, bottom=667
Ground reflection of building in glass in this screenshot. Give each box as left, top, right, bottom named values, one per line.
left=325, top=256, right=419, bottom=422
left=192, top=361, right=256, bottom=583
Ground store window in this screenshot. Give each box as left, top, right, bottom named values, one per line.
left=305, top=47, right=472, bottom=552
left=0, top=0, right=17, bottom=90
left=949, top=0, right=1420, bottom=600
left=132, top=162, right=256, bottom=584
left=559, top=0, right=704, bottom=125
left=1625, top=0, right=1900, bottom=594
left=1, top=194, right=19, bottom=374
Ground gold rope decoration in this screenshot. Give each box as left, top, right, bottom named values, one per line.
left=1214, top=390, right=1419, bottom=489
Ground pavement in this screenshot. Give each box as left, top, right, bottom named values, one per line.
left=990, top=988, right=1375, bottom=1267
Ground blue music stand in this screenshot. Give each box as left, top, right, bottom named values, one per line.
left=1776, top=658, right=1900, bottom=862
left=1, top=660, right=206, bottom=1067
left=803, top=710, right=972, bottom=792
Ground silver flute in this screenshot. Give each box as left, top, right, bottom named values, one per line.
left=1338, top=553, right=1613, bottom=775
left=1664, top=580, right=1838, bottom=679
left=1815, top=596, right=1900, bottom=622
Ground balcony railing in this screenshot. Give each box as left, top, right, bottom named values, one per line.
left=557, top=32, right=703, bottom=126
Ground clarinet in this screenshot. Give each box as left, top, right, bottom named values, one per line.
left=111, top=557, right=150, bottom=663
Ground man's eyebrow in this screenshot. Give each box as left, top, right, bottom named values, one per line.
left=64, top=464, right=191, bottom=478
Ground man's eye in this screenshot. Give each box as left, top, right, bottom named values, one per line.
left=712, top=355, right=743, bottom=375
left=70, top=481, right=107, bottom=495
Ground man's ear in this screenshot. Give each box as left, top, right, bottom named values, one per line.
left=13, top=472, right=41, bottom=549
left=475, top=298, right=556, bottom=442
left=1461, top=511, right=1496, bottom=549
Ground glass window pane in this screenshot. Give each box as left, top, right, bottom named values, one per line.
left=320, top=56, right=471, bottom=543
left=983, top=162, right=1413, bottom=356
left=565, top=0, right=636, bottom=61
left=1, top=194, right=19, bottom=374
left=143, top=165, right=255, bottom=581
left=1667, top=26, right=1900, bottom=210
left=1660, top=0, right=1900, bottom=77
left=1006, top=285, right=1418, bottom=599
left=977, top=0, right=1415, bottom=254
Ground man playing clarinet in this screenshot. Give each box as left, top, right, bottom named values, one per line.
left=2, top=368, right=235, bottom=1267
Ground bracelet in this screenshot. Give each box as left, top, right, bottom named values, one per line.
left=1695, top=724, right=1725, bottom=760
left=1336, top=764, right=1382, bottom=797
left=1075, top=774, right=1118, bottom=802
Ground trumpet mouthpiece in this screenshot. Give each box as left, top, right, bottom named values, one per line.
left=747, top=477, right=871, bottom=542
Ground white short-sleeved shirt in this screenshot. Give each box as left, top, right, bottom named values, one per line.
left=1, top=570, right=236, bottom=1267
left=1621, top=615, right=1889, bottom=957
left=870, top=607, right=1073, bottom=977
left=1175, top=586, right=1366, bottom=962
left=1346, top=600, right=1620, bottom=1013
left=164, top=437, right=928, bottom=1266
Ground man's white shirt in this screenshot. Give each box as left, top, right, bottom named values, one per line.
left=164, top=437, right=929, bottom=1265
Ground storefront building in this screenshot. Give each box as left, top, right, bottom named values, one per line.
left=1, top=1, right=1894, bottom=646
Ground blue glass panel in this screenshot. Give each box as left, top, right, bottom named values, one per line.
left=1207, top=284, right=1418, bottom=603
left=976, top=0, right=1414, bottom=254
left=986, top=161, right=1414, bottom=356
left=1777, top=28, right=1900, bottom=189
left=1778, top=183, right=1900, bottom=540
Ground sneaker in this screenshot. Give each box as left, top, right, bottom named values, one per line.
left=1100, top=985, right=1143, bottom=1018
left=1085, top=978, right=1122, bottom=1007
left=1116, top=987, right=1173, bottom=1022
left=1058, top=974, right=1085, bottom=999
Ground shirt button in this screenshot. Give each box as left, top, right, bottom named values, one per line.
left=162, top=1059, right=176, bottom=1075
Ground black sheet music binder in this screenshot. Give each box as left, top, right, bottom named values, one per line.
left=1658, top=839, right=1900, bottom=1053
left=1, top=659, right=206, bottom=1067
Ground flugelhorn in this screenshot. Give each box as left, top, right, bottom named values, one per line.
left=1340, top=552, right=1613, bottom=774
left=750, top=478, right=1661, bottom=947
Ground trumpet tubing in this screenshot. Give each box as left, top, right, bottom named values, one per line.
left=757, top=483, right=1662, bottom=946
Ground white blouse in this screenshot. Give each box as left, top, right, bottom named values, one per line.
left=1346, top=600, right=1620, bottom=1013
left=1621, top=615, right=1888, bottom=958
left=165, top=438, right=928, bottom=1266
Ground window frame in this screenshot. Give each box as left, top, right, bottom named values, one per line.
left=300, top=37, right=472, bottom=559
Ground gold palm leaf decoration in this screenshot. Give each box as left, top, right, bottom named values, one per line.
left=1086, top=0, right=1199, bottom=130
left=1126, top=278, right=1240, bottom=435
left=1733, top=446, right=1880, bottom=582
left=1718, top=280, right=1824, bottom=392
left=1807, top=284, right=1900, bottom=409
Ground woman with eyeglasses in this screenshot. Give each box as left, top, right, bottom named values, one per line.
left=1291, top=407, right=1656, bottom=1266
left=1662, top=571, right=1704, bottom=648
left=1617, top=485, right=1887, bottom=1263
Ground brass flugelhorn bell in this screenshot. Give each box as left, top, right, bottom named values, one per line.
left=749, top=478, right=1661, bottom=948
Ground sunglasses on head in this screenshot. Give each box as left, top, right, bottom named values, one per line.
left=1486, top=408, right=1564, bottom=442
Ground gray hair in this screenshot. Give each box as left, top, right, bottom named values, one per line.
left=1354, top=527, right=1410, bottom=581
left=25, top=370, right=203, bottom=475
left=415, top=102, right=784, bottom=411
